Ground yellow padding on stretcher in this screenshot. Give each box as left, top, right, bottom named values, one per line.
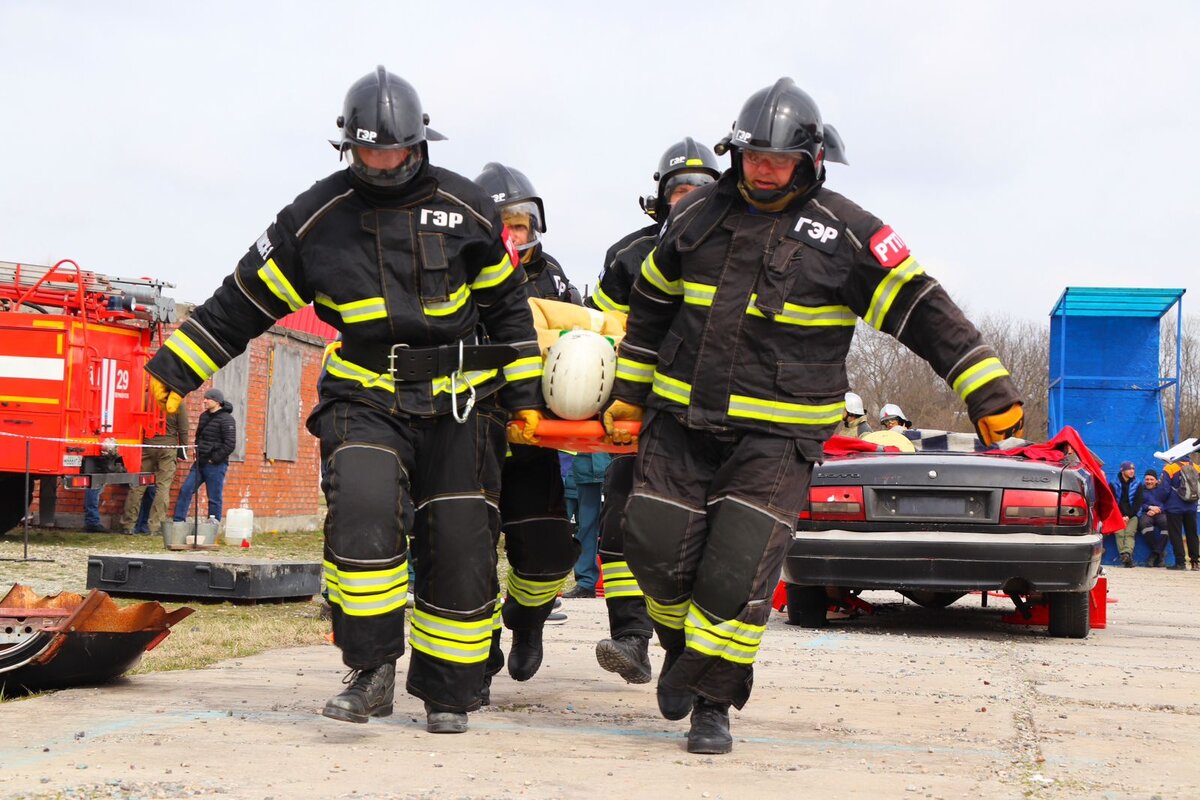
left=528, top=298, right=626, bottom=356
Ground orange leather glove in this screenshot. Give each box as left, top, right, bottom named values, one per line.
left=602, top=399, right=644, bottom=445
left=507, top=409, right=543, bottom=445
left=149, top=375, right=183, bottom=415
left=975, top=403, right=1025, bottom=445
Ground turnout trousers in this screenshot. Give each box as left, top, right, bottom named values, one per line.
left=310, top=399, right=506, bottom=712
left=598, top=453, right=652, bottom=639
left=625, top=411, right=812, bottom=709
left=496, top=444, right=579, bottom=634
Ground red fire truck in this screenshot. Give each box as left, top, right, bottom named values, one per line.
left=0, top=259, right=177, bottom=533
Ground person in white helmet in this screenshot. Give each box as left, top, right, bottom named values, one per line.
left=879, top=403, right=912, bottom=430
left=837, top=392, right=871, bottom=438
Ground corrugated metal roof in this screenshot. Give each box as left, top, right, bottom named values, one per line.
left=276, top=305, right=337, bottom=340
left=1049, top=287, right=1185, bottom=319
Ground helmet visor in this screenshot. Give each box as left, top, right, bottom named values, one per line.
left=500, top=201, right=543, bottom=250
left=347, top=145, right=423, bottom=188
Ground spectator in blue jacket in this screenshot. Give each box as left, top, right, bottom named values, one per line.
left=1109, top=461, right=1140, bottom=567
left=1136, top=470, right=1169, bottom=567
left=1161, top=455, right=1200, bottom=570
left=563, top=452, right=612, bottom=598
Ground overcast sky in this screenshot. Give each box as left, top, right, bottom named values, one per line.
left=3, top=2, right=1197, bottom=325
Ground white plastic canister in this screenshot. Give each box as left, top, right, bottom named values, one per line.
left=225, top=507, right=254, bottom=545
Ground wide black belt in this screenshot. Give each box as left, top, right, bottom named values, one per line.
left=386, top=342, right=520, bottom=382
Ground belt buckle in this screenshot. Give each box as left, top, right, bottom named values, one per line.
left=387, top=343, right=409, bottom=381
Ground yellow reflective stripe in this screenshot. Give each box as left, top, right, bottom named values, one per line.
left=952, top=357, right=1011, bottom=401
left=615, top=356, right=655, bottom=384
left=682, top=281, right=716, bottom=307
left=684, top=158, right=705, bottom=167
left=727, top=395, right=843, bottom=425
left=592, top=286, right=629, bottom=314
left=422, top=283, right=471, bottom=317
left=409, top=610, right=492, bottom=663
left=472, top=254, right=515, bottom=290
left=745, top=295, right=856, bottom=326
left=865, top=256, right=923, bottom=330
left=257, top=258, right=304, bottom=312
left=640, top=250, right=683, bottom=296
left=645, top=597, right=689, bottom=630
left=683, top=605, right=765, bottom=665
left=491, top=595, right=503, bottom=632
left=651, top=371, right=692, bottom=405
left=315, top=292, right=387, bottom=324
left=503, top=356, right=543, bottom=382
left=326, top=351, right=396, bottom=392
left=163, top=330, right=218, bottom=380
left=431, top=369, right=498, bottom=396
left=599, top=561, right=643, bottom=599
left=506, top=573, right=566, bottom=607
left=323, top=561, right=409, bottom=617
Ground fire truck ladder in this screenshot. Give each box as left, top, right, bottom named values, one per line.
left=0, top=259, right=176, bottom=324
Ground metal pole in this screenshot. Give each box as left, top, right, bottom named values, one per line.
left=23, top=440, right=30, bottom=560
left=1175, top=296, right=1183, bottom=442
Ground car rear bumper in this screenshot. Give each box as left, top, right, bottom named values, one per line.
left=783, top=530, right=1103, bottom=593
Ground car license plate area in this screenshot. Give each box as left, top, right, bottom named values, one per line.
left=869, top=489, right=994, bottom=522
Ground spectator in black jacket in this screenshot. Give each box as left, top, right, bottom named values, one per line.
left=1110, top=461, right=1140, bottom=567
left=172, top=388, right=237, bottom=522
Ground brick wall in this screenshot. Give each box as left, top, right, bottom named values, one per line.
left=32, top=324, right=327, bottom=531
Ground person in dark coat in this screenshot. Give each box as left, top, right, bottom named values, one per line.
left=172, top=388, right=236, bottom=522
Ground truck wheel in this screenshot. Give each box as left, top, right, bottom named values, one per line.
left=1047, top=590, right=1090, bottom=639
left=0, top=474, right=34, bottom=535
left=899, top=591, right=965, bottom=609
left=785, top=584, right=828, bottom=628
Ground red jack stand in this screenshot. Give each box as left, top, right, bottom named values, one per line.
left=1001, top=575, right=1110, bottom=629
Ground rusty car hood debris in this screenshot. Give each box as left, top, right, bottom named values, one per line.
left=0, top=584, right=193, bottom=693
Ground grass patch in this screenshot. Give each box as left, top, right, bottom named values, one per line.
left=131, top=601, right=330, bottom=674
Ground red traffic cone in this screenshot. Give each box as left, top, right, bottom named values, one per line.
left=240, top=538, right=250, bottom=549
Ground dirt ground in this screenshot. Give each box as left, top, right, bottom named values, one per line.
left=1, top=565, right=1198, bottom=800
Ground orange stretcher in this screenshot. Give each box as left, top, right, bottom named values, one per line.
left=513, top=419, right=641, bottom=454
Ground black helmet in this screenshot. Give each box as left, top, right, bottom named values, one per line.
left=823, top=123, right=848, bottom=166
left=332, top=66, right=445, bottom=188
left=713, top=78, right=832, bottom=208
left=474, top=162, right=545, bottom=254
left=639, top=137, right=721, bottom=219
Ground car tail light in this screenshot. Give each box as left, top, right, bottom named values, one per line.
left=809, top=486, right=865, bottom=521
left=1001, top=489, right=1059, bottom=525
left=138, top=474, right=156, bottom=486
left=1057, top=491, right=1088, bottom=525
left=63, top=475, right=92, bottom=489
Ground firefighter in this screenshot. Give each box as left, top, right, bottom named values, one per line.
left=879, top=403, right=912, bottom=430
left=585, top=137, right=721, bottom=686
left=836, top=391, right=871, bottom=438
left=603, top=78, right=1024, bottom=755
left=472, top=163, right=581, bottom=693
left=145, top=67, right=543, bottom=735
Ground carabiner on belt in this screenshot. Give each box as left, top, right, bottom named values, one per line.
left=449, top=338, right=476, bottom=425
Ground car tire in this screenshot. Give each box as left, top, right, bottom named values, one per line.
left=899, top=591, right=965, bottom=609
left=784, top=584, right=828, bottom=628
left=1047, top=590, right=1090, bottom=639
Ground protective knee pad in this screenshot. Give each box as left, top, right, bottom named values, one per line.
left=625, top=493, right=701, bottom=601
left=417, top=495, right=497, bottom=612
left=325, top=443, right=408, bottom=562
left=692, top=498, right=783, bottom=621
left=505, top=518, right=579, bottom=578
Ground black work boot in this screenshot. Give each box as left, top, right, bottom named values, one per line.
left=321, top=663, right=395, bottom=723
left=424, top=702, right=469, bottom=734
left=687, top=697, right=733, bottom=755
left=1120, top=552, right=1133, bottom=568
left=656, top=649, right=694, bottom=721
left=507, top=627, right=544, bottom=681
left=595, top=635, right=652, bottom=684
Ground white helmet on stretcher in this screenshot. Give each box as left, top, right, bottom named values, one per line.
left=542, top=330, right=616, bottom=420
